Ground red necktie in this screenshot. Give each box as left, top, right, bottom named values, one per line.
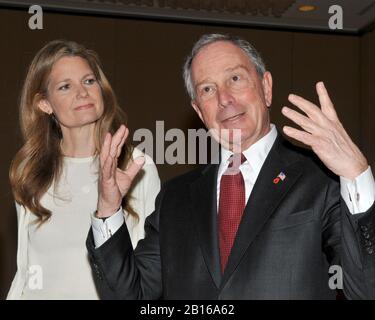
left=218, top=153, right=246, bottom=273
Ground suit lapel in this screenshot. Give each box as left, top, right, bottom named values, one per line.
left=190, top=164, right=222, bottom=289
left=220, top=134, right=304, bottom=287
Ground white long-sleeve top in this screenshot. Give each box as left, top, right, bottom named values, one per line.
left=7, top=148, right=160, bottom=300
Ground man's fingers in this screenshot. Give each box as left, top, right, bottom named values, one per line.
left=282, top=106, right=320, bottom=134
left=282, top=126, right=315, bottom=147
left=316, top=82, right=338, bottom=121
left=100, top=133, right=111, bottom=169
left=288, top=94, right=320, bottom=118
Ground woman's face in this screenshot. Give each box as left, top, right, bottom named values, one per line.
left=38, top=56, right=104, bottom=129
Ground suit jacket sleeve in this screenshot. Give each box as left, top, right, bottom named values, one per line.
left=341, top=195, right=375, bottom=299
left=86, top=188, right=165, bottom=300
left=319, top=171, right=375, bottom=299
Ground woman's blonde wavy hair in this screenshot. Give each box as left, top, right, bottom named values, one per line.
left=9, top=40, right=137, bottom=224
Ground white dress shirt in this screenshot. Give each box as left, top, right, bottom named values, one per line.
left=217, top=124, right=375, bottom=215
left=93, top=124, right=375, bottom=248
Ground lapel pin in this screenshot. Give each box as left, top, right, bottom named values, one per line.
left=273, top=172, right=286, bottom=184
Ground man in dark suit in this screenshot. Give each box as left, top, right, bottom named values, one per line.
left=87, top=34, right=375, bottom=299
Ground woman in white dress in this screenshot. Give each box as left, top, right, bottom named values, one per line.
left=7, top=40, right=160, bottom=299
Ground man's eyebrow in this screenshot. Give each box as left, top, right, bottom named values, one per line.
left=195, top=78, right=214, bottom=89
left=194, top=64, right=250, bottom=89
left=224, top=64, right=250, bottom=73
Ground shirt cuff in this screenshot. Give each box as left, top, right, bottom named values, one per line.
left=340, top=166, right=375, bottom=214
left=91, top=207, right=124, bottom=248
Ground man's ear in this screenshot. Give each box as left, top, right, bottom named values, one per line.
left=37, top=98, right=53, bottom=115
left=262, top=71, right=273, bottom=108
left=191, top=100, right=204, bottom=123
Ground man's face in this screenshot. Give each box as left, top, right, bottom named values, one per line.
left=191, top=41, right=273, bottom=151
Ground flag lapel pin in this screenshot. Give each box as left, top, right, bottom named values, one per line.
left=273, top=172, right=286, bottom=184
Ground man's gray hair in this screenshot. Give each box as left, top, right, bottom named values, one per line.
left=183, top=33, right=266, bottom=100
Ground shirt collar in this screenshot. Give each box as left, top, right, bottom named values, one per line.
left=220, top=124, right=278, bottom=175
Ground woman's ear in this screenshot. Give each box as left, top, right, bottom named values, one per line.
left=37, top=98, right=53, bottom=115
